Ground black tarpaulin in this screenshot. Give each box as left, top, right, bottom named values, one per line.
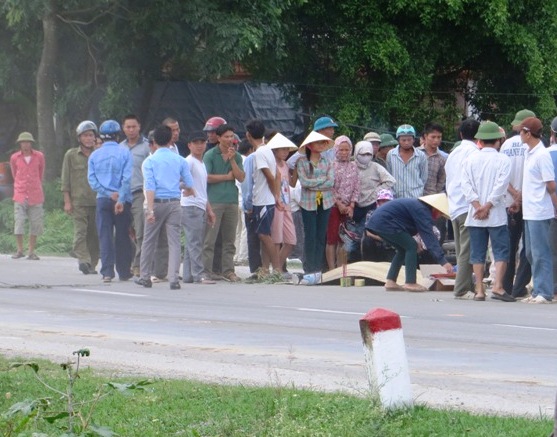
left=140, top=81, right=305, bottom=141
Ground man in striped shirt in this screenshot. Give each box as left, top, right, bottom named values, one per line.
left=386, top=124, right=428, bottom=199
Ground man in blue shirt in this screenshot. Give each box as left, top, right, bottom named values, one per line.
left=88, top=120, right=133, bottom=282
left=135, top=125, right=194, bottom=289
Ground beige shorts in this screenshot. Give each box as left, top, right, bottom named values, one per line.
left=14, top=202, right=44, bottom=235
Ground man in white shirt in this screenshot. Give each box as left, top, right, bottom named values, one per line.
left=252, top=123, right=282, bottom=276
left=499, top=109, right=535, bottom=297
left=181, top=131, right=216, bottom=284
left=518, top=117, right=557, bottom=303
left=462, top=122, right=513, bottom=302
left=445, top=119, right=480, bottom=298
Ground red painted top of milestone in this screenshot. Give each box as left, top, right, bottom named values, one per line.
left=360, top=308, right=401, bottom=333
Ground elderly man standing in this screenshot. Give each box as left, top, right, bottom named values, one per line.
left=88, top=120, right=133, bottom=283
left=10, top=132, right=45, bottom=260
left=61, top=121, right=99, bottom=274
left=135, top=125, right=194, bottom=290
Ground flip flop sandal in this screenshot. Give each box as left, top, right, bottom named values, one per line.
left=403, top=284, right=427, bottom=292
left=385, top=285, right=405, bottom=291
left=490, top=292, right=516, bottom=302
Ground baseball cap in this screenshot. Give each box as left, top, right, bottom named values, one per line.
left=518, top=117, right=543, bottom=137
left=187, top=131, right=206, bottom=143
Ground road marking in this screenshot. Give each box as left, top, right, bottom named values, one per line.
left=72, top=288, right=146, bottom=297
left=493, top=323, right=557, bottom=332
left=270, top=305, right=409, bottom=317
left=295, top=308, right=363, bottom=315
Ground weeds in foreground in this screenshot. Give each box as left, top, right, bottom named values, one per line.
left=0, top=353, right=553, bottom=436
left=1, top=349, right=151, bottom=436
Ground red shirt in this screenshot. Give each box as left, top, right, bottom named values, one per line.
left=10, top=149, right=45, bottom=205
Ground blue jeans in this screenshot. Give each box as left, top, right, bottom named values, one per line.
left=301, top=205, right=331, bottom=273
left=96, top=197, right=133, bottom=280
left=375, top=231, right=418, bottom=284
left=468, top=225, right=509, bottom=264
left=524, top=219, right=553, bottom=300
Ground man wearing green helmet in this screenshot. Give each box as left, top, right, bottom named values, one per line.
left=61, top=121, right=100, bottom=274
left=461, top=121, right=514, bottom=302
left=10, top=132, right=45, bottom=260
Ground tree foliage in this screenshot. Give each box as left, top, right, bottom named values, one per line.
left=1, top=0, right=557, bottom=176
left=251, top=0, right=557, bottom=139
left=0, top=0, right=300, bottom=178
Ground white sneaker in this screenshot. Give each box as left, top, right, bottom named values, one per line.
left=520, top=296, right=534, bottom=303
left=455, top=291, right=475, bottom=300
left=529, top=295, right=552, bottom=304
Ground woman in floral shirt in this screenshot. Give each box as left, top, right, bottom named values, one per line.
left=325, top=135, right=360, bottom=270
left=296, top=131, right=335, bottom=274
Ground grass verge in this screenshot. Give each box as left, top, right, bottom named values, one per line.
left=0, top=354, right=553, bottom=436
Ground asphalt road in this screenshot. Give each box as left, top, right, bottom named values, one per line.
left=0, top=255, right=556, bottom=417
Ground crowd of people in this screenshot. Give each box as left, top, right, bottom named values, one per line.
left=6, top=110, right=557, bottom=302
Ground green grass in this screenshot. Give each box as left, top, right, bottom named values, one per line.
left=0, top=355, right=553, bottom=436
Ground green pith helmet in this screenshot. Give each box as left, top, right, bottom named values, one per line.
left=379, top=133, right=398, bottom=148
left=16, top=132, right=35, bottom=143
left=511, top=109, right=535, bottom=127
left=475, top=121, right=504, bottom=140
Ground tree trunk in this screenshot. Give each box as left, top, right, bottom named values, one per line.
left=36, top=2, right=58, bottom=181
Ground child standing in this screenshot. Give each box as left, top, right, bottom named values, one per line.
left=268, top=133, right=299, bottom=278
left=326, top=135, right=360, bottom=270
left=296, top=131, right=335, bottom=274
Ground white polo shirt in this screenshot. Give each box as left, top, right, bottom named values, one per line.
left=522, top=142, right=555, bottom=221
left=253, top=144, right=277, bottom=206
